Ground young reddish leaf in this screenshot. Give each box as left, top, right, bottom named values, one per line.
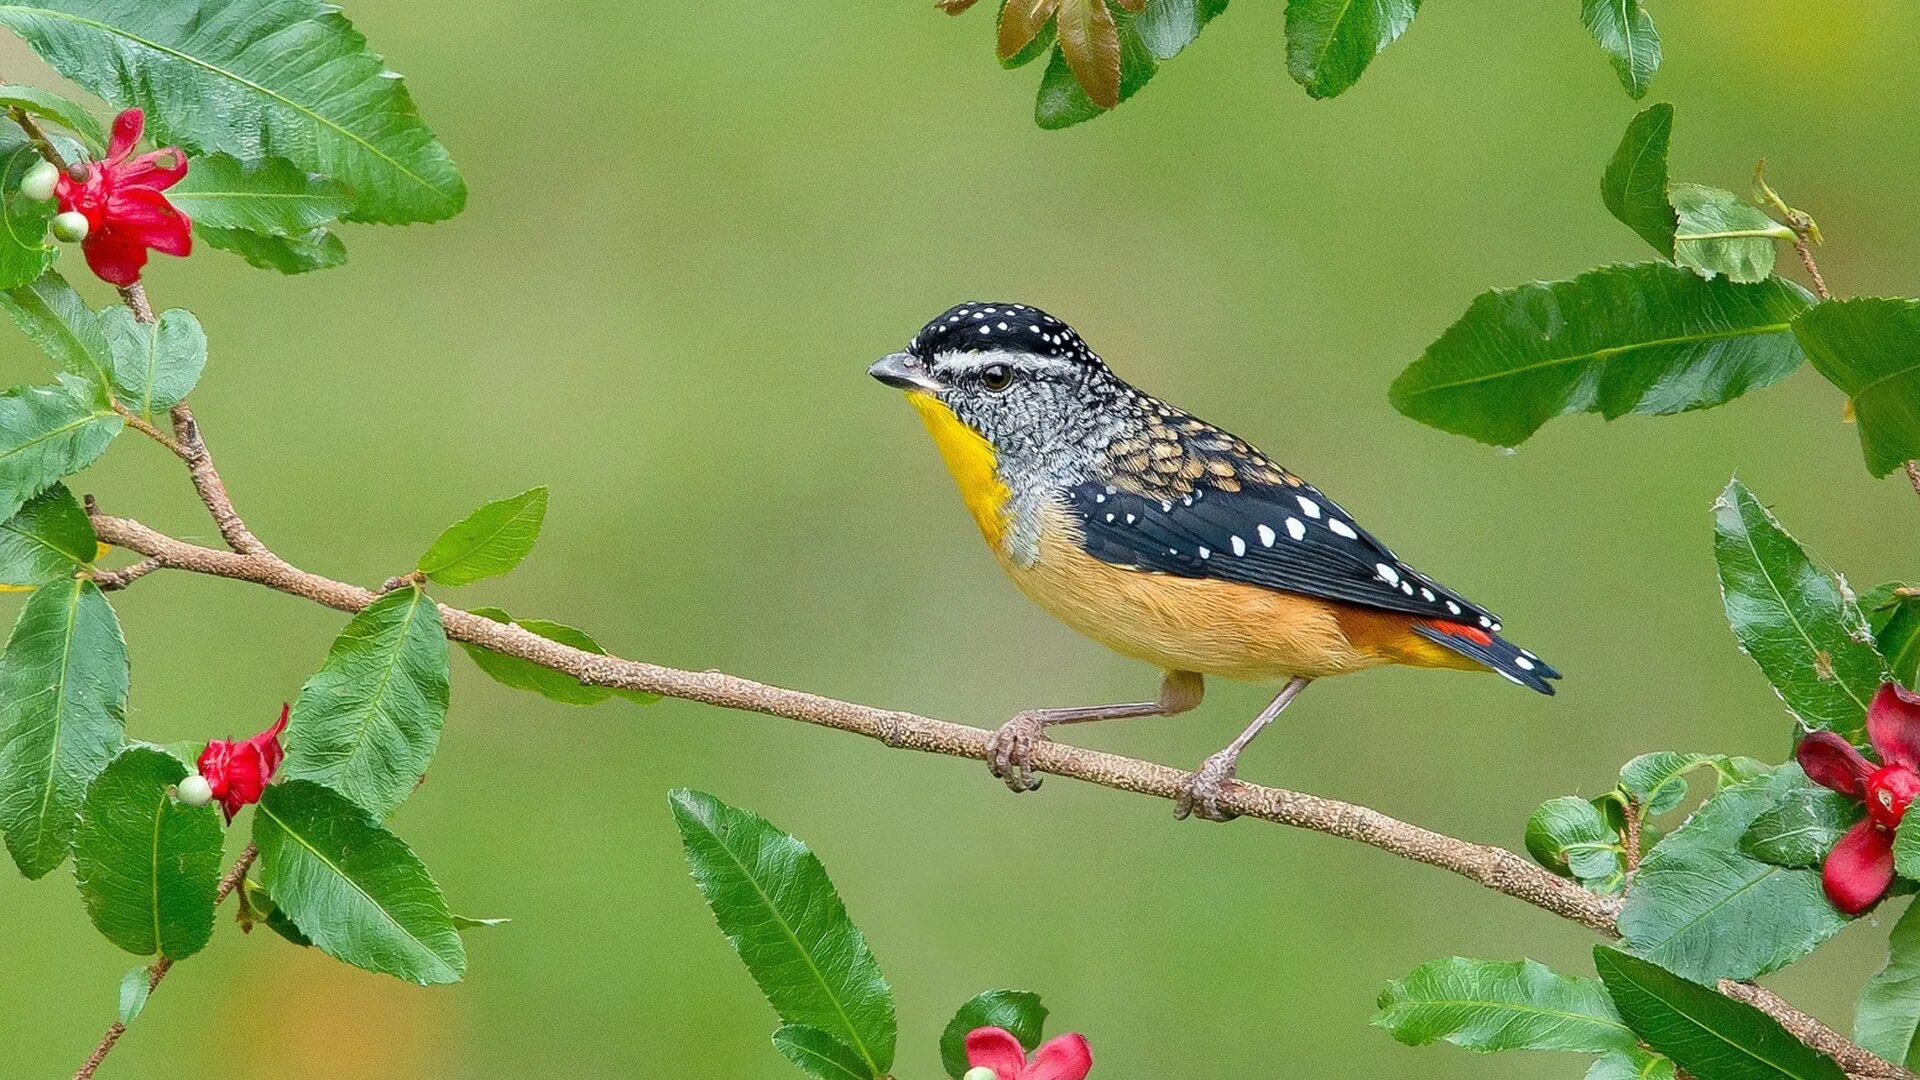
left=999, top=0, right=1061, bottom=61
left=1113, top=0, right=1145, bottom=10
left=1056, top=0, right=1121, bottom=109
left=937, top=0, right=982, bottom=11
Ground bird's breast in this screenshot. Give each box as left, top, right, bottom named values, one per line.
left=909, top=392, right=1012, bottom=550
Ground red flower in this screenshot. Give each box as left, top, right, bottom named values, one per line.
left=965, top=1027, right=1092, bottom=1080
left=53, top=108, right=191, bottom=286
left=197, top=703, right=289, bottom=821
left=1796, top=682, right=1920, bottom=914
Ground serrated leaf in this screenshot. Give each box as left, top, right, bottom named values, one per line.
left=167, top=153, right=351, bottom=237
left=999, top=11, right=1056, bottom=69
left=941, top=990, right=1048, bottom=1078
left=0, top=373, right=120, bottom=522
left=1285, top=0, right=1419, bottom=100
left=1586, top=1048, right=1678, bottom=1080
left=0, top=577, right=125, bottom=877
left=197, top=224, right=346, bottom=275
left=1525, top=796, right=1622, bottom=889
left=116, top=963, right=150, bottom=1024
left=1863, top=584, right=1920, bottom=689
left=451, top=914, right=509, bottom=930
left=1792, top=298, right=1920, bottom=478
left=1374, top=956, right=1636, bottom=1053
left=1619, top=752, right=1736, bottom=818
left=1856, top=900, right=1920, bottom=1068
left=1035, top=2, right=1185, bottom=129
left=775, top=1024, right=876, bottom=1080
left=1593, top=946, right=1846, bottom=1080
left=100, top=306, right=204, bottom=417
left=0, top=270, right=109, bottom=384
left=1619, top=765, right=1846, bottom=982
left=1671, top=183, right=1786, bottom=284
left=0, top=85, right=105, bottom=152
left=1713, top=478, right=1886, bottom=741
left=1389, top=265, right=1812, bottom=447
left=280, top=587, right=449, bottom=820
left=73, top=746, right=223, bottom=958
left=240, top=879, right=312, bottom=947
left=1601, top=103, right=1675, bottom=258
left=1739, top=781, right=1860, bottom=868
left=459, top=607, right=655, bottom=707
left=0, top=0, right=466, bottom=224
left=0, top=129, right=56, bottom=290
left=670, top=789, right=896, bottom=1075
left=253, top=780, right=463, bottom=984
left=1133, top=0, right=1225, bottom=60
left=0, top=482, right=94, bottom=587
left=416, top=487, right=547, bottom=586
left=1581, top=0, right=1660, bottom=100
left=1893, top=823, right=1920, bottom=883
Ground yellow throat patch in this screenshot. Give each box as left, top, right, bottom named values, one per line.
left=908, top=392, right=1010, bottom=549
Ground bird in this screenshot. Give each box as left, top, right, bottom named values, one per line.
left=869, top=302, right=1560, bottom=820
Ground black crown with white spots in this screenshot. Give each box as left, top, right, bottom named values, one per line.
left=907, top=302, right=1104, bottom=367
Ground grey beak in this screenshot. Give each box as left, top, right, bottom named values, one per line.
left=868, top=351, right=943, bottom=393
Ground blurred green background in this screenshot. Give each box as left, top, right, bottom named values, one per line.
left=7, top=1, right=1920, bottom=1075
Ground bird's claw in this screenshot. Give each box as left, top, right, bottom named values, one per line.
left=1174, top=750, right=1241, bottom=822
left=986, top=711, right=1050, bottom=793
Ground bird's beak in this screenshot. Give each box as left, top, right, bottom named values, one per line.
left=868, top=351, right=943, bottom=394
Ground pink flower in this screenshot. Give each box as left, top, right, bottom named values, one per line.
left=965, top=1027, right=1092, bottom=1080
left=196, top=703, right=288, bottom=821
left=1796, top=682, right=1920, bottom=913
left=53, top=108, right=191, bottom=286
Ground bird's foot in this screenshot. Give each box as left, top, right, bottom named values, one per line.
left=1173, top=749, right=1242, bottom=822
left=986, top=711, right=1052, bottom=793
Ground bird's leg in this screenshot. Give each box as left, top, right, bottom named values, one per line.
left=988, top=671, right=1204, bottom=793
left=1174, top=676, right=1311, bottom=822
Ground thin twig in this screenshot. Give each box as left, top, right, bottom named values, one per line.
left=1622, top=799, right=1643, bottom=872
left=1906, top=460, right=1920, bottom=503
left=117, top=283, right=155, bottom=325
left=165, top=404, right=268, bottom=556
left=1720, top=981, right=1913, bottom=1080
left=109, top=401, right=185, bottom=457
left=88, top=556, right=161, bottom=591
left=8, top=105, right=71, bottom=173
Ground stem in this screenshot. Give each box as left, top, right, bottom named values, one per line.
left=9, top=105, right=72, bottom=173
left=117, top=283, right=155, bottom=325
left=1674, top=228, right=1794, bottom=242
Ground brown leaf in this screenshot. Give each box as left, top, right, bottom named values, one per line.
left=935, top=0, right=983, bottom=12
left=1113, top=0, right=1146, bottom=10
left=998, top=0, right=1061, bottom=59
left=1056, top=0, right=1121, bottom=109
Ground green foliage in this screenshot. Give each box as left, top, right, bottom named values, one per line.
left=0, top=85, right=104, bottom=152
left=1713, top=478, right=1886, bottom=742
left=1601, top=104, right=1675, bottom=258
left=671, top=788, right=897, bottom=1076
left=1284, top=0, right=1418, bottom=100
left=0, top=0, right=466, bottom=224
left=1792, top=298, right=1920, bottom=478
left=0, top=373, right=121, bottom=523
left=462, top=607, right=656, bottom=707
left=1862, top=584, right=1920, bottom=689
left=0, top=577, right=125, bottom=878
left=1601, top=105, right=1785, bottom=281
left=1034, top=0, right=1225, bottom=129
left=0, top=129, right=57, bottom=290
left=417, top=486, right=548, bottom=586
left=116, top=964, right=149, bottom=1024
left=0, top=482, right=94, bottom=587
left=1593, top=946, right=1847, bottom=1080
left=1524, top=796, right=1622, bottom=891
left=1389, top=265, right=1811, bottom=446
left=0, top=271, right=109, bottom=386
left=1739, top=781, right=1860, bottom=868
left=101, top=306, right=204, bottom=417
left=253, top=780, right=464, bottom=984
left=72, top=746, right=222, bottom=958
left=1619, top=766, right=1845, bottom=982
left=1856, top=901, right=1920, bottom=1069
left=199, top=225, right=346, bottom=275
left=1892, top=820, right=1920, bottom=882
left=1579, top=0, right=1659, bottom=99
left=281, top=587, right=450, bottom=820
left=241, top=879, right=313, bottom=948
left=941, top=990, right=1048, bottom=1078
left=1586, top=1049, right=1678, bottom=1080
left=775, top=1024, right=877, bottom=1080
left=1616, top=751, right=1756, bottom=818
left=167, top=153, right=353, bottom=273
left=1373, top=957, right=1638, bottom=1054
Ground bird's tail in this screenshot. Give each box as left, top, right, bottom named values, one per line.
left=1413, top=620, right=1561, bottom=695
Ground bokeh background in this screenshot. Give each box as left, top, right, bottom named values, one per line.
left=7, top=1, right=1920, bottom=1075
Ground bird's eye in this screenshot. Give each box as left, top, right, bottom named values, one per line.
left=981, top=364, right=1014, bottom=392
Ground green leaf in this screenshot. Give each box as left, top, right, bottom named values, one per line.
left=0, top=482, right=94, bottom=587
left=253, top=781, right=463, bottom=984
left=459, top=607, right=655, bottom=707
left=1525, top=796, right=1622, bottom=889
left=1792, top=298, right=1920, bottom=478
left=196, top=225, right=346, bottom=275
left=774, top=1025, right=876, bottom=1080
left=72, top=746, right=223, bottom=958
left=1593, top=946, right=1847, bottom=1080
left=0, top=373, right=121, bottom=522
left=1856, top=900, right=1920, bottom=1068
left=0, top=270, right=109, bottom=384
left=1389, top=265, right=1813, bottom=446
left=1285, top=0, right=1419, bottom=100
left=1862, top=584, right=1920, bottom=689
left=240, top=879, right=312, bottom=948
left=1586, top=1048, right=1678, bottom=1080
left=0, top=128, right=56, bottom=290
left=451, top=913, right=509, bottom=930
left=101, top=306, right=204, bottom=417
left=1134, top=0, right=1228, bottom=61
left=941, top=990, right=1048, bottom=1078
left=0, top=0, right=466, bottom=224
left=116, top=963, right=150, bottom=1024
left=1739, top=781, right=1860, bottom=868
left=1713, top=478, right=1887, bottom=741
left=1619, top=765, right=1846, bottom=982
left=1893, top=822, right=1920, bottom=882
left=1034, top=7, right=1158, bottom=130
left=1618, top=752, right=1752, bottom=818
left=670, top=789, right=896, bottom=1074
left=280, top=586, right=449, bottom=820
left=0, top=577, right=125, bottom=877
left=1374, top=956, right=1637, bottom=1054
left=1581, top=0, right=1660, bottom=100
left=0, top=85, right=105, bottom=152
left=167, top=153, right=352, bottom=237
left=416, top=487, right=547, bottom=586
left=998, top=2, right=1055, bottom=69
left=1601, top=103, right=1675, bottom=258
left=1671, top=183, right=1787, bottom=284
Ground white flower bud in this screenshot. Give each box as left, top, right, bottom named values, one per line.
left=51, top=210, right=88, bottom=243
left=176, top=773, right=213, bottom=808
left=964, top=1069, right=1000, bottom=1080
left=19, top=160, right=57, bottom=202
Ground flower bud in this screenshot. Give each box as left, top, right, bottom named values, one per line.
left=964, top=1069, right=1000, bottom=1080
left=19, top=160, right=57, bottom=202
left=176, top=773, right=214, bottom=808
left=51, top=210, right=89, bottom=242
